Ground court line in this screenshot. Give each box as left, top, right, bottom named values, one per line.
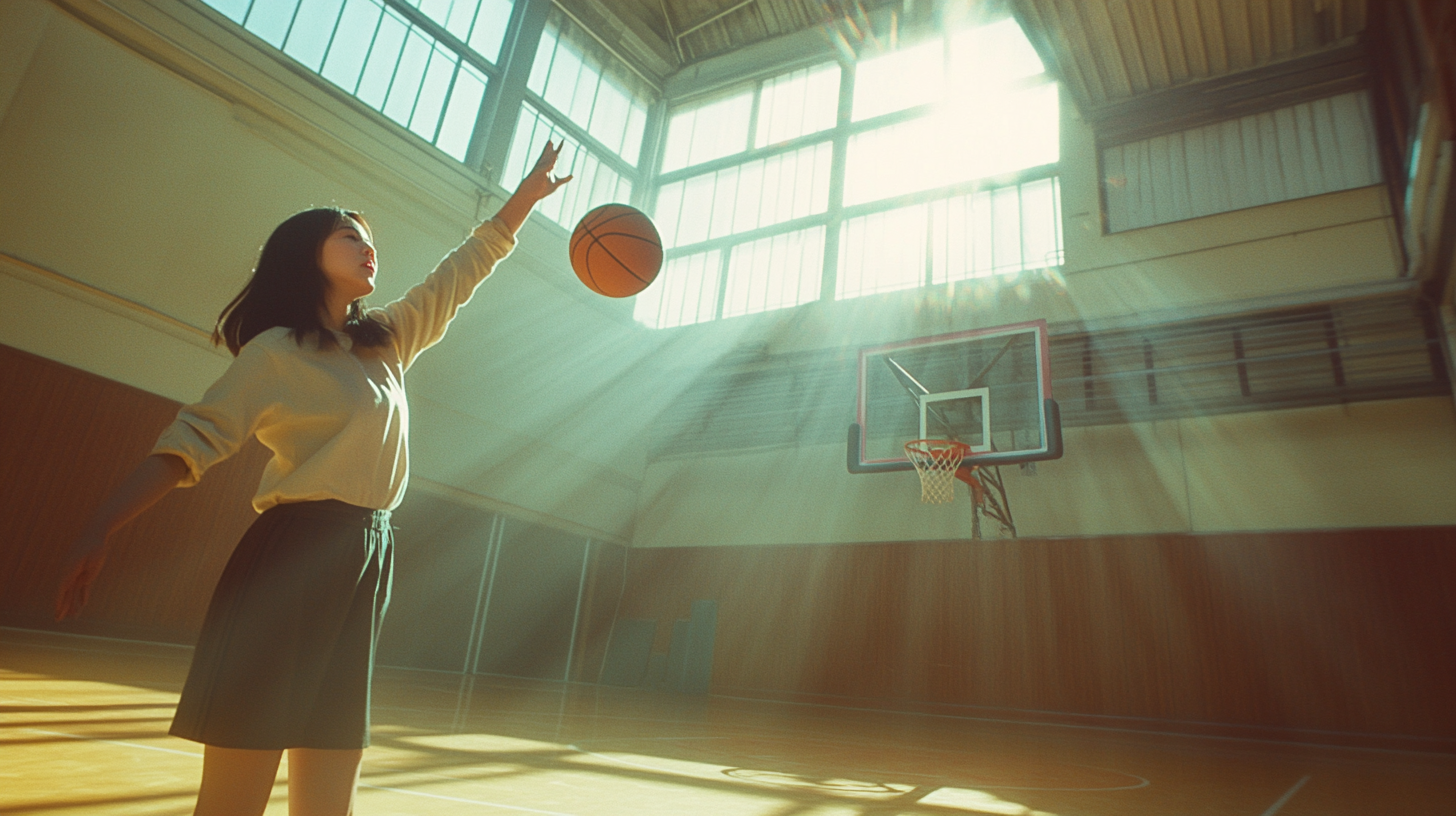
left=23, top=728, right=202, bottom=757
left=0, top=626, right=193, bottom=651
left=710, top=693, right=1449, bottom=757
left=567, top=742, right=1150, bottom=793
left=359, top=784, right=578, bottom=815
left=1260, top=775, right=1311, bottom=816
left=17, top=726, right=587, bottom=815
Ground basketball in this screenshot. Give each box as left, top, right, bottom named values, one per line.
left=569, top=204, right=663, bottom=298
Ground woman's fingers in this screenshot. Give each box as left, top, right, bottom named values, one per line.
left=534, top=140, right=568, bottom=179
left=55, top=550, right=104, bottom=621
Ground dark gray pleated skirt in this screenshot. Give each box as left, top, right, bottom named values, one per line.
left=170, top=499, right=393, bottom=750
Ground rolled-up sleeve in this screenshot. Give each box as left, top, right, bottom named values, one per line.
left=378, top=217, right=516, bottom=370
left=150, top=340, right=277, bottom=487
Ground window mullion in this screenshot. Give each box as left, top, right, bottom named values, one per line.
left=429, top=58, right=463, bottom=143
left=821, top=58, right=854, bottom=302
left=714, top=246, right=732, bottom=320
left=634, top=98, right=668, bottom=211
left=318, top=0, right=349, bottom=71
left=470, top=0, right=550, bottom=177
left=746, top=79, right=762, bottom=151
left=380, top=0, right=497, bottom=73
left=354, top=7, right=388, bottom=95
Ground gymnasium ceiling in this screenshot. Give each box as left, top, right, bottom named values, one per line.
left=572, top=0, right=1368, bottom=111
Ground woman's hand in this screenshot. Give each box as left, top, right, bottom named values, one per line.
left=52, top=453, right=187, bottom=621
left=495, top=141, right=574, bottom=236
left=517, top=140, right=574, bottom=203
left=55, top=530, right=109, bottom=621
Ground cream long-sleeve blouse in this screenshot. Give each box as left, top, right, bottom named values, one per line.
left=150, top=217, right=516, bottom=513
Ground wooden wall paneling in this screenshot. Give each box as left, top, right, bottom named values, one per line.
left=0, top=343, right=266, bottom=643
left=376, top=493, right=497, bottom=672
left=474, top=520, right=590, bottom=680
left=569, top=539, right=628, bottom=684
left=617, top=529, right=1456, bottom=744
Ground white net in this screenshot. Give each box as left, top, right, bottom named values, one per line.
left=904, top=439, right=970, bottom=504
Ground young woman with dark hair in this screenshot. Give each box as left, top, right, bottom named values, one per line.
left=55, top=141, right=571, bottom=816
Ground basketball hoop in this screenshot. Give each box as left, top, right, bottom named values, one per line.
left=904, top=439, right=970, bottom=504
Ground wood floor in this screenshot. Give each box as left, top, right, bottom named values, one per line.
left=3, top=627, right=1454, bottom=815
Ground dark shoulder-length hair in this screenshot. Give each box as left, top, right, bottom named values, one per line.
left=213, top=207, right=392, bottom=356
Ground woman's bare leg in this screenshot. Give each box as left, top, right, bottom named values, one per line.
left=194, top=745, right=283, bottom=816
left=287, top=748, right=363, bottom=816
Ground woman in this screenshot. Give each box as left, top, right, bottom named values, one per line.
left=54, top=141, right=571, bottom=815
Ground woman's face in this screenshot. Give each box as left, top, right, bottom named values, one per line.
left=318, top=216, right=376, bottom=303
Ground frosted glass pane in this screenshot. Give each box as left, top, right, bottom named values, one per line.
left=591, top=81, right=631, bottom=156
left=948, top=18, right=1043, bottom=87
left=355, top=12, right=407, bottom=108
left=567, top=59, right=599, bottom=125
left=528, top=24, right=558, bottom=96
left=852, top=39, right=942, bottom=121
left=990, top=186, right=1022, bottom=273
left=731, top=161, right=764, bottom=234
left=653, top=181, right=685, bottom=248
left=409, top=47, right=456, bottom=139
left=210, top=0, right=251, bottom=23
left=440, top=0, right=477, bottom=41
left=676, top=174, right=716, bottom=246
left=320, top=0, right=381, bottom=92
left=245, top=0, right=297, bottom=48
left=836, top=205, right=927, bottom=298
left=634, top=251, right=721, bottom=328
left=843, top=118, right=936, bottom=205
left=435, top=63, right=486, bottom=160
left=382, top=31, right=432, bottom=122
left=542, top=45, right=584, bottom=115
left=846, top=84, right=1056, bottom=206
left=1018, top=177, right=1061, bottom=270
left=282, top=0, right=343, bottom=70
left=661, top=91, right=752, bottom=172
left=955, top=82, right=1060, bottom=178
left=662, top=144, right=830, bottom=247
left=723, top=227, right=824, bottom=317
left=756, top=63, right=839, bottom=147
left=465, top=0, right=512, bottom=62
left=623, top=102, right=648, bottom=165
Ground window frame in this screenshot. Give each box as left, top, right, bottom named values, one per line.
left=643, top=17, right=1062, bottom=329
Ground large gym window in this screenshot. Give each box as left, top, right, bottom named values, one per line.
left=636, top=14, right=1062, bottom=329
left=498, top=7, right=654, bottom=230
left=200, top=0, right=513, bottom=161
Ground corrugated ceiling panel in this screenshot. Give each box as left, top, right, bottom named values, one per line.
left=1014, top=0, right=1368, bottom=111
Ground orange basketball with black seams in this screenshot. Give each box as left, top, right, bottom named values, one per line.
left=569, top=204, right=663, bottom=298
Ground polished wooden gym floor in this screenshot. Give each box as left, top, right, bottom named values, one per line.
left=3, top=627, right=1454, bottom=815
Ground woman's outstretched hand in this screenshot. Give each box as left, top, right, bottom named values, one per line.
left=519, top=140, right=573, bottom=202
left=55, top=531, right=109, bottom=621
left=53, top=453, right=187, bottom=621
left=496, top=140, right=574, bottom=236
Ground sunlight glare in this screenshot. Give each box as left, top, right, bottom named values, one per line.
left=919, top=786, right=1060, bottom=815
